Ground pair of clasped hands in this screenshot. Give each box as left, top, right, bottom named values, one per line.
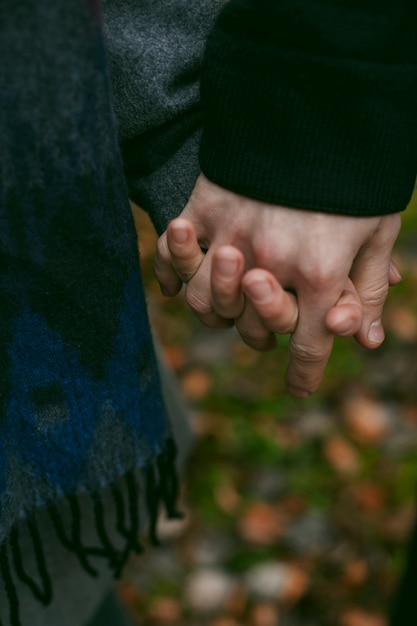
left=154, top=175, right=402, bottom=397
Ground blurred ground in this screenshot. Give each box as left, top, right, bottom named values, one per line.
left=119, top=198, right=417, bottom=626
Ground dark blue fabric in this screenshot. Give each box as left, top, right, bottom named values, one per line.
left=0, top=0, right=170, bottom=547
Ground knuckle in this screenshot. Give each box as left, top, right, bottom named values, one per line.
left=289, top=339, right=328, bottom=366
left=153, top=258, right=170, bottom=284
left=185, top=289, right=213, bottom=316
left=361, top=282, right=389, bottom=309
left=301, top=264, right=338, bottom=290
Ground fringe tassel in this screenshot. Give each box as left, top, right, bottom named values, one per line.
left=10, top=522, right=52, bottom=605
left=110, top=470, right=143, bottom=578
left=0, top=436, right=181, bottom=626
left=145, top=464, right=161, bottom=546
left=0, top=542, right=20, bottom=626
left=157, top=437, right=183, bottom=520
left=111, top=483, right=129, bottom=539
left=92, top=491, right=120, bottom=571
left=49, top=499, right=101, bottom=576
left=124, top=471, right=141, bottom=555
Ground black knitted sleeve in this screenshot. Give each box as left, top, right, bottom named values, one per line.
left=199, top=0, right=417, bottom=216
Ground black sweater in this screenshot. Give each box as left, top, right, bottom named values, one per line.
left=200, top=0, right=417, bottom=216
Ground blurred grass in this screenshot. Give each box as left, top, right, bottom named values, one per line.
left=130, top=192, right=417, bottom=625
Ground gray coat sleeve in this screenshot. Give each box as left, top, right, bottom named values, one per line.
left=102, top=0, right=223, bottom=234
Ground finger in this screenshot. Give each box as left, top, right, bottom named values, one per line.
left=326, top=260, right=400, bottom=340
left=287, top=325, right=335, bottom=396
left=325, top=278, right=362, bottom=337
left=287, top=316, right=335, bottom=397
left=234, top=270, right=298, bottom=351
left=389, top=259, right=402, bottom=286
left=285, top=272, right=345, bottom=397
left=235, top=299, right=277, bottom=351
left=154, top=231, right=183, bottom=296
left=350, top=214, right=401, bottom=349
left=167, top=218, right=206, bottom=283
left=185, top=248, right=235, bottom=329
left=242, top=269, right=298, bottom=335
left=211, top=246, right=245, bottom=319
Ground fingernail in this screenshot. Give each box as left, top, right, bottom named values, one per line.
left=170, top=224, right=188, bottom=244
left=391, top=262, right=402, bottom=282
left=247, top=278, right=272, bottom=301
left=367, top=319, right=385, bottom=344
left=216, top=257, right=239, bottom=277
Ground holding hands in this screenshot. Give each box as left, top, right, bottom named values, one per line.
left=154, top=175, right=401, bottom=397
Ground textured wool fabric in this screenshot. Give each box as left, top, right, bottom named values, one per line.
left=0, top=491, right=127, bottom=626
left=103, top=0, right=223, bottom=235
left=0, top=352, right=193, bottom=626
left=0, top=0, right=166, bottom=540
left=0, top=0, right=222, bottom=621
left=200, top=0, right=417, bottom=216
left=0, top=1, right=198, bottom=623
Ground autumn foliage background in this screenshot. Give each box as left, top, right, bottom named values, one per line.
left=120, top=194, right=417, bottom=626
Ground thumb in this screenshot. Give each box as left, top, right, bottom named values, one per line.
left=325, top=278, right=362, bottom=337
left=326, top=260, right=402, bottom=340
left=166, top=218, right=206, bottom=283
left=350, top=216, right=401, bottom=349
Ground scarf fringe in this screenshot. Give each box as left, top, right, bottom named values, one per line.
left=0, top=436, right=181, bottom=626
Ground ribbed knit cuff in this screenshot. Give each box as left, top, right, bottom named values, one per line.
left=200, top=30, right=417, bottom=216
